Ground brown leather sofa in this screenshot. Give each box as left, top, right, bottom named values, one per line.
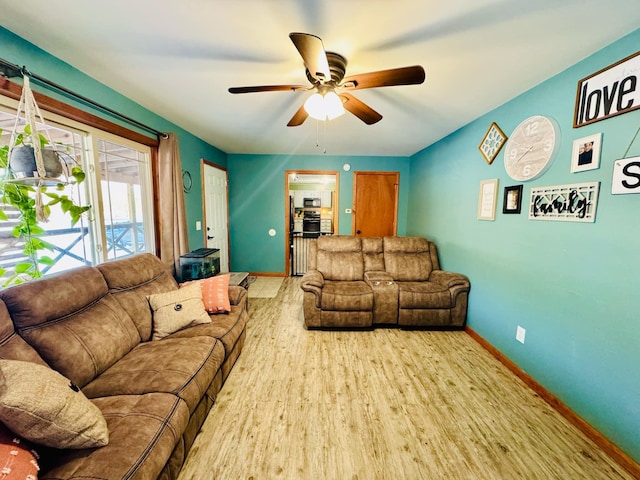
left=0, top=253, right=248, bottom=479
left=301, top=236, right=470, bottom=329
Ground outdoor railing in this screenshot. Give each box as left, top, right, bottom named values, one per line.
left=0, top=221, right=145, bottom=283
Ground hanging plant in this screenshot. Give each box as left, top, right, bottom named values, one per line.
left=0, top=78, right=90, bottom=286
left=0, top=133, right=90, bottom=285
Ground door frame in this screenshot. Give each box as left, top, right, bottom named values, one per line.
left=201, top=159, right=230, bottom=271
left=284, top=169, right=339, bottom=276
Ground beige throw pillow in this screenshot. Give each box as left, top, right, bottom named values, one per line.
left=0, top=360, right=109, bottom=449
left=148, top=283, right=211, bottom=340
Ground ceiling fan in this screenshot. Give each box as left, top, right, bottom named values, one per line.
left=228, top=32, right=426, bottom=126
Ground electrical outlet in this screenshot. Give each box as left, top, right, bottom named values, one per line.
left=516, top=326, right=526, bottom=344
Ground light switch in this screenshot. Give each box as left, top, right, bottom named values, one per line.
left=195, top=221, right=202, bottom=231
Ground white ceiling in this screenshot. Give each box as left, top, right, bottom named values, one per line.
left=1, top=1, right=639, bottom=157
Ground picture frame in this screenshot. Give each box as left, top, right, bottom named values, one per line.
left=502, top=185, right=523, bottom=214
left=574, top=50, right=640, bottom=128
left=478, top=122, right=507, bottom=165
left=477, top=178, right=499, bottom=220
left=571, top=133, right=602, bottom=173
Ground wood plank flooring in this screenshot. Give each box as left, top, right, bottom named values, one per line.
left=177, top=277, right=635, bottom=480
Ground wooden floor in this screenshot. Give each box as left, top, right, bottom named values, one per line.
left=178, top=277, right=634, bottom=480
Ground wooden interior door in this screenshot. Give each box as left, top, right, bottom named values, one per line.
left=352, top=171, right=399, bottom=237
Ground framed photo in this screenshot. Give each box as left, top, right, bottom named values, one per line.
left=571, top=133, right=602, bottom=173
left=502, top=185, right=523, bottom=214
left=477, top=178, right=499, bottom=220
left=478, top=122, right=507, bottom=165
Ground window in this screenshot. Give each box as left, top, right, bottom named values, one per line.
left=0, top=98, right=155, bottom=285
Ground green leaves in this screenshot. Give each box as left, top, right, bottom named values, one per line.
left=38, top=256, right=56, bottom=266
left=14, top=262, right=33, bottom=274
left=0, top=145, right=8, bottom=169
left=42, top=191, right=90, bottom=226
left=71, top=166, right=85, bottom=183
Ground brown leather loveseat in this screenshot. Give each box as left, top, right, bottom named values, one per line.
left=301, top=236, right=470, bottom=329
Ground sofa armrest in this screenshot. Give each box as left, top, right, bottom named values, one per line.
left=228, top=285, right=247, bottom=306
left=428, top=270, right=470, bottom=288
left=301, top=269, right=324, bottom=290
left=300, top=270, right=324, bottom=308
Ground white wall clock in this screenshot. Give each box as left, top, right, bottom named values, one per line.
left=503, top=115, right=560, bottom=181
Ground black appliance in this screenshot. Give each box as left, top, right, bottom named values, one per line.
left=303, top=211, right=320, bottom=237
left=303, top=197, right=321, bottom=208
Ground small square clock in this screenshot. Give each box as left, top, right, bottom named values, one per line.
left=478, top=122, right=507, bottom=165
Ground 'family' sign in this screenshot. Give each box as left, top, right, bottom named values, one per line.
left=528, top=182, right=600, bottom=223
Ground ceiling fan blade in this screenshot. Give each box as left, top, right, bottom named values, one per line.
left=229, top=85, right=308, bottom=94
left=287, top=104, right=309, bottom=127
left=341, top=66, right=425, bottom=90
left=289, top=32, right=331, bottom=82
left=340, top=93, right=383, bottom=125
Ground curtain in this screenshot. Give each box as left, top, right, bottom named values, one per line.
left=158, top=133, right=189, bottom=275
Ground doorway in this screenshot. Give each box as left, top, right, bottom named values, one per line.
left=352, top=171, right=399, bottom=237
left=285, top=170, right=339, bottom=275
left=202, top=161, right=230, bottom=272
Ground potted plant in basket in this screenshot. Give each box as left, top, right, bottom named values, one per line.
left=0, top=126, right=90, bottom=286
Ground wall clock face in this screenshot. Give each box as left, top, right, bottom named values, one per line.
left=503, top=115, right=560, bottom=181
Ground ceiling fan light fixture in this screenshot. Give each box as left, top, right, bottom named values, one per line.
left=304, top=93, right=325, bottom=120
left=324, top=91, right=345, bottom=120
left=304, top=91, right=345, bottom=120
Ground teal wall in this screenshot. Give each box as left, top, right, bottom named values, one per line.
left=407, top=29, right=640, bottom=462
left=0, top=26, right=226, bottom=250
left=227, top=154, right=410, bottom=273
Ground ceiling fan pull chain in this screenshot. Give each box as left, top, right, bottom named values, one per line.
left=323, top=119, right=327, bottom=154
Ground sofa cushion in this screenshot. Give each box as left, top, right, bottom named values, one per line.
left=0, top=299, right=48, bottom=366
left=0, top=360, right=109, bottom=449
left=168, top=303, right=247, bottom=357
left=316, top=236, right=364, bottom=281
left=362, top=237, right=385, bottom=272
left=397, top=282, right=453, bottom=309
left=0, top=267, right=141, bottom=388
left=41, top=393, right=189, bottom=480
left=383, top=236, right=433, bottom=281
left=97, top=253, right=179, bottom=342
left=320, top=281, right=374, bottom=311
left=82, top=336, right=225, bottom=415
left=148, top=283, right=211, bottom=340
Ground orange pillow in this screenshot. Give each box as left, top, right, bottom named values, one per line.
left=181, top=274, right=231, bottom=314
left=0, top=423, right=40, bottom=479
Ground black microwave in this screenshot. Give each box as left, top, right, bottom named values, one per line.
left=303, top=197, right=321, bottom=207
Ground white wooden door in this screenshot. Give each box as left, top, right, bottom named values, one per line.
left=203, top=162, right=229, bottom=272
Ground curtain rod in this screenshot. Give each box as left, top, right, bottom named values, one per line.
left=0, top=57, right=167, bottom=139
